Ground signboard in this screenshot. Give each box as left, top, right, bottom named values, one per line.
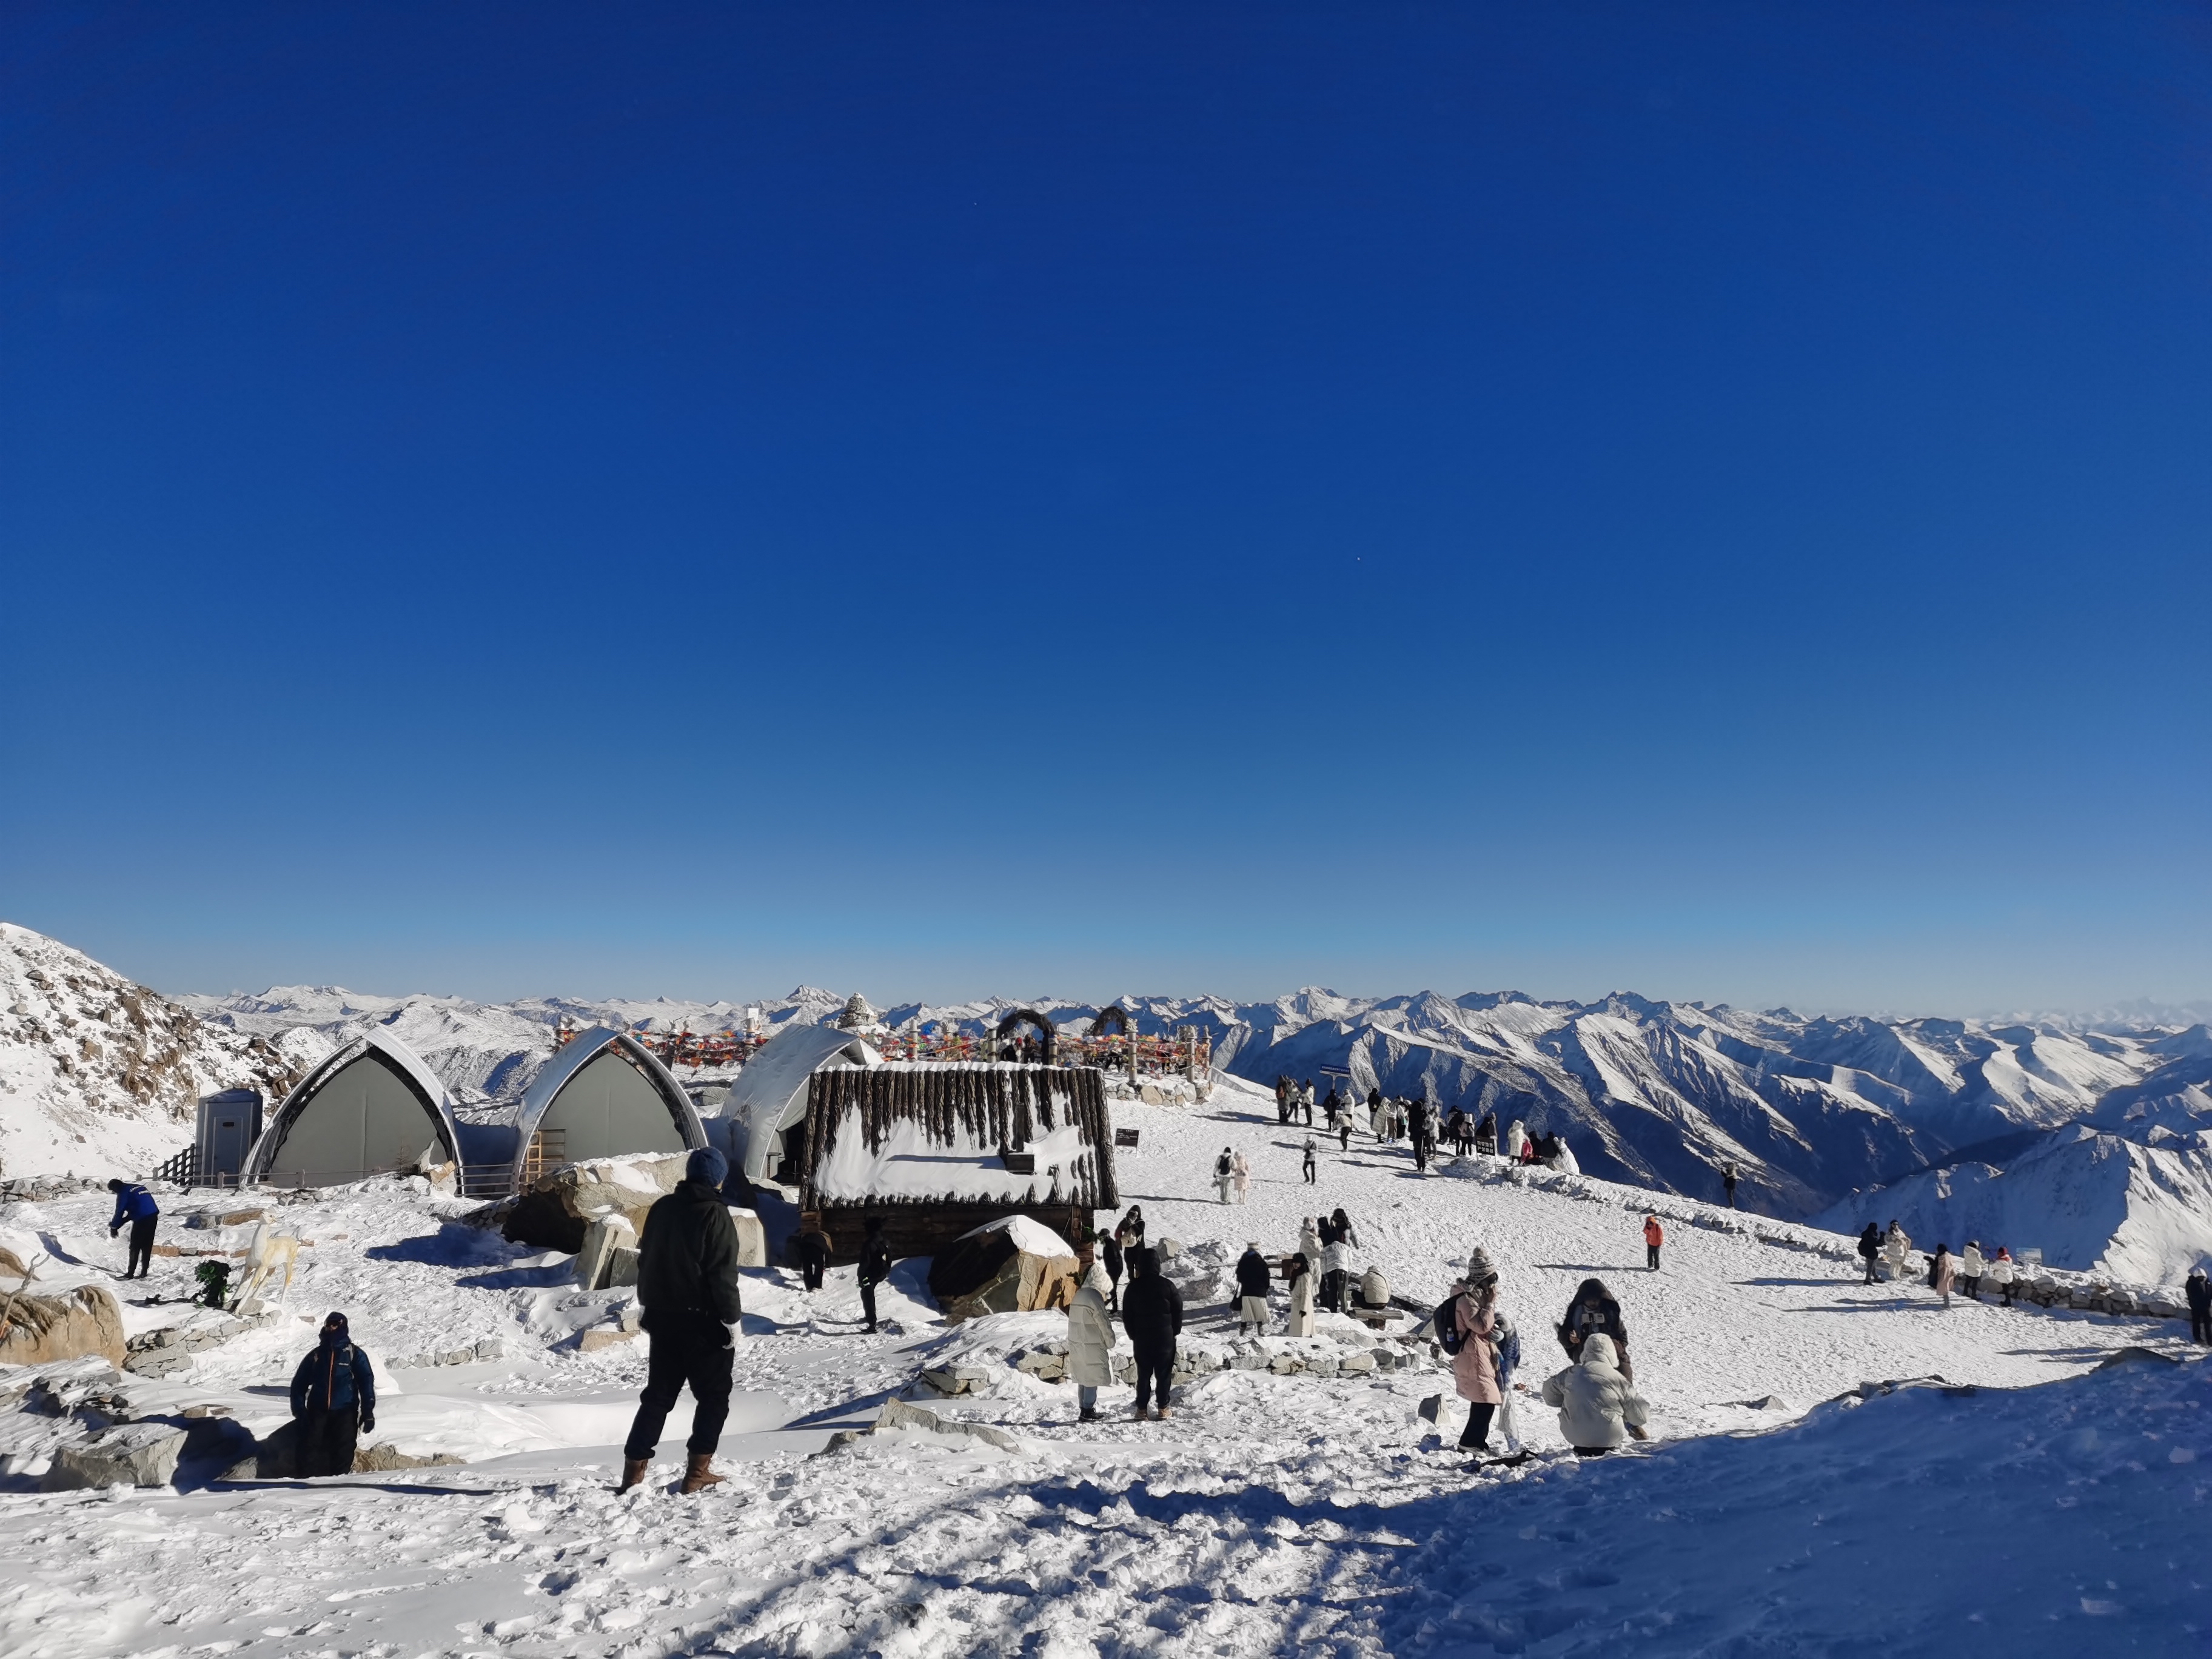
left=1114, top=1128, right=1141, bottom=1148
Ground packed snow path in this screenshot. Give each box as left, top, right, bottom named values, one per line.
left=0, top=1077, right=2199, bottom=1657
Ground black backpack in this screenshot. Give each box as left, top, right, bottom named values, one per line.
left=1432, top=1292, right=1467, bottom=1355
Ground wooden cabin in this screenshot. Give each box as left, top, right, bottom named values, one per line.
left=794, top=1062, right=1118, bottom=1262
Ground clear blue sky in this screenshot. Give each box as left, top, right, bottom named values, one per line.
left=4, top=4, right=2208, bottom=1015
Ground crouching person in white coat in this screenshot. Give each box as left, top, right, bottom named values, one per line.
left=1065, top=1264, right=1117, bottom=1424
left=1540, top=1333, right=1651, bottom=1458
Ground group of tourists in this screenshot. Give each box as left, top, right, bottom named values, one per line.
left=1854, top=1222, right=2031, bottom=1308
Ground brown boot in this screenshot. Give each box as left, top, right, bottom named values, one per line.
left=618, top=1458, right=650, bottom=1492
left=679, top=1453, right=724, bottom=1495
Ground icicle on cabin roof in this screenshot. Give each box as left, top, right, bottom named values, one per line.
left=798, top=1062, right=1118, bottom=1212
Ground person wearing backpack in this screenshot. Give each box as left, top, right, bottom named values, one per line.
left=1439, top=1248, right=1503, bottom=1452
left=1556, top=1278, right=1634, bottom=1383
left=290, top=1310, right=376, bottom=1477
left=1857, top=1224, right=1882, bottom=1285
left=1214, top=1148, right=1236, bottom=1204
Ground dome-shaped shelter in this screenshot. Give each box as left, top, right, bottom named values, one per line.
left=509, top=1025, right=707, bottom=1190
left=245, top=1028, right=464, bottom=1189
left=724, top=1021, right=882, bottom=1186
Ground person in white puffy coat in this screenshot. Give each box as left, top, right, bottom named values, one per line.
left=1064, top=1264, right=1117, bottom=1423
left=1986, top=1250, right=2015, bottom=1307
left=1540, top=1332, right=1650, bottom=1455
left=1320, top=1235, right=1352, bottom=1312
left=1506, top=1120, right=1527, bottom=1164
left=1959, top=1242, right=1985, bottom=1300
left=1231, top=1149, right=1252, bottom=1203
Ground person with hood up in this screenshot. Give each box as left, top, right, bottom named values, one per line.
left=1301, top=1137, right=1318, bottom=1185
left=1857, top=1224, right=1883, bottom=1285
left=793, top=1213, right=831, bottom=1293
left=1329, top=1208, right=1359, bottom=1250
left=290, top=1310, right=376, bottom=1477
left=1959, top=1241, right=1985, bottom=1301
left=1986, top=1247, right=2016, bottom=1307
left=622, top=1146, right=745, bottom=1494
left=1215, top=1147, right=1236, bottom=1204
left=1504, top=1120, right=1526, bottom=1163
left=1120, top=1246, right=1184, bottom=1420
left=1231, top=1148, right=1252, bottom=1203
left=1883, top=1221, right=1911, bottom=1284
left=107, top=1178, right=160, bottom=1279
left=1447, top=1261, right=1503, bottom=1453
left=1298, top=1217, right=1324, bottom=1269
left=1643, top=1214, right=1664, bottom=1271
left=1285, top=1247, right=1317, bottom=1338
left=2187, top=1267, right=2211, bottom=1345
left=1065, top=1263, right=1116, bottom=1421
left=1235, top=1241, right=1273, bottom=1334
left=1541, top=1332, right=1650, bottom=1456
left=1557, top=1278, right=1634, bottom=1382
left=1931, top=1242, right=1956, bottom=1308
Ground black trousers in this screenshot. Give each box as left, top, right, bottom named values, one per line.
left=623, top=1313, right=734, bottom=1460
left=298, top=1404, right=359, bottom=1477
left=1460, top=1401, right=1495, bottom=1451
left=1647, top=1245, right=1660, bottom=1270
left=126, top=1215, right=157, bottom=1278
left=1862, top=1256, right=1879, bottom=1283
left=1133, top=1346, right=1173, bottom=1411
left=860, top=1279, right=879, bottom=1330
left=1302, top=1159, right=1316, bottom=1184
left=800, top=1259, right=824, bottom=1292
left=2191, top=1312, right=2210, bottom=1344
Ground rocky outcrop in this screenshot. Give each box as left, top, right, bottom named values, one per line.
left=500, top=1154, right=690, bottom=1252
left=42, top=1421, right=189, bottom=1490
left=0, top=1285, right=126, bottom=1368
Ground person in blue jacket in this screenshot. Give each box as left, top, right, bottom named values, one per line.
left=106, top=1178, right=160, bottom=1279
left=290, top=1311, right=377, bottom=1477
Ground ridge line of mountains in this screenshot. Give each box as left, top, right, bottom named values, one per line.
left=5, top=923, right=2210, bottom=1282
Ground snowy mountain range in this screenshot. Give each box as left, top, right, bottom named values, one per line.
left=4, top=923, right=2207, bottom=1280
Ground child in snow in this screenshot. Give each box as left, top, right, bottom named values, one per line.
left=1541, top=1332, right=1649, bottom=1456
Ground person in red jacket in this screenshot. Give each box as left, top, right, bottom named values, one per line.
left=1643, top=1215, right=1664, bottom=1272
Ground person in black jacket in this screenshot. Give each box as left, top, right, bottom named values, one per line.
left=857, top=1216, right=893, bottom=1334
left=1100, top=1227, right=1124, bottom=1311
left=2188, top=1267, right=2211, bottom=1345
left=1120, top=1247, right=1183, bottom=1421
left=1556, top=1278, right=1634, bottom=1383
left=290, top=1310, right=375, bottom=1477
left=621, top=1147, right=744, bottom=1495
left=1235, top=1242, right=1273, bottom=1335
left=1857, top=1224, right=1883, bottom=1285
left=793, top=1214, right=830, bottom=1293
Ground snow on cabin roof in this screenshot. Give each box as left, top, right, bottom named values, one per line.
left=799, top=1062, right=1117, bottom=1210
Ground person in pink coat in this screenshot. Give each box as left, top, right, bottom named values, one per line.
left=1449, top=1247, right=1504, bottom=1452
left=1932, top=1243, right=1956, bottom=1309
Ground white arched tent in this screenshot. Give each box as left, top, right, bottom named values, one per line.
left=509, top=1025, right=708, bottom=1190
left=246, top=1028, right=464, bottom=1188
left=725, top=1022, right=880, bottom=1186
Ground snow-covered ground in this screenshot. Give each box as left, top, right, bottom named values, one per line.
left=0, top=1074, right=2201, bottom=1657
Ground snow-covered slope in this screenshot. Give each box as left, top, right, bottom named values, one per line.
left=0, top=1071, right=2198, bottom=1657
left=1810, top=1125, right=2212, bottom=1285
left=0, top=924, right=300, bottom=1179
